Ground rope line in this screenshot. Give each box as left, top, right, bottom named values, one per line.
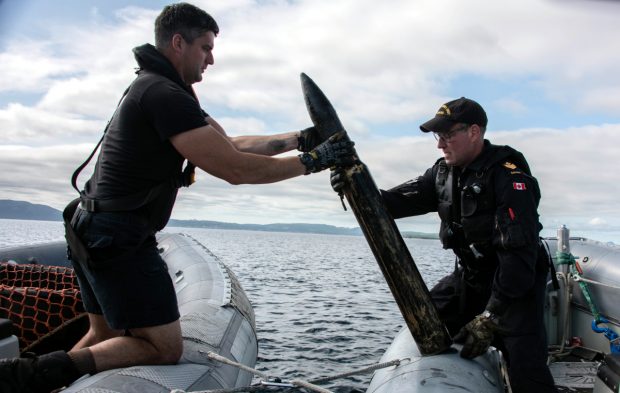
left=556, top=252, right=601, bottom=321
left=171, top=384, right=272, bottom=393
left=206, top=351, right=271, bottom=380
left=548, top=272, right=572, bottom=358
left=308, top=358, right=401, bottom=384
left=572, top=275, right=620, bottom=290
left=289, top=379, right=332, bottom=393
left=171, top=352, right=404, bottom=393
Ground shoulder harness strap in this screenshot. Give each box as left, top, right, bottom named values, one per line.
left=72, top=82, right=196, bottom=213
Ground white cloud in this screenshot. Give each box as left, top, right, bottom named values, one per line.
left=195, top=0, right=620, bottom=122
left=1, top=0, right=620, bottom=242
left=3, top=0, right=620, bottom=130
left=1, top=125, right=617, bottom=238
left=0, top=103, right=103, bottom=142
left=589, top=217, right=608, bottom=227
left=0, top=144, right=96, bottom=208
left=0, top=40, right=76, bottom=93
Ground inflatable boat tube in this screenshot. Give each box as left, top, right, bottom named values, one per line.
left=1, top=233, right=258, bottom=392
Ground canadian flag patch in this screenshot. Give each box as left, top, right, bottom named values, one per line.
left=513, top=182, right=527, bottom=190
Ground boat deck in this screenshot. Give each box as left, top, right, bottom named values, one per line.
left=549, top=346, right=607, bottom=393
left=551, top=361, right=597, bottom=392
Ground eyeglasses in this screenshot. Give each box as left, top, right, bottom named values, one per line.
left=432, top=124, right=470, bottom=142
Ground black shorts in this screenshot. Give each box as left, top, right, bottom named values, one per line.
left=70, top=208, right=179, bottom=330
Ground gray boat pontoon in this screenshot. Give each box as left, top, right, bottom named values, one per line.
left=0, top=233, right=258, bottom=392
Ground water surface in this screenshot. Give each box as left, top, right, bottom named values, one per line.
left=0, top=219, right=454, bottom=392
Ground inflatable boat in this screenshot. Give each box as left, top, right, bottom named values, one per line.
left=367, top=227, right=620, bottom=393
left=0, top=233, right=258, bottom=392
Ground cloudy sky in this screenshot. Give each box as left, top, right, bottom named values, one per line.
left=1, top=0, right=619, bottom=242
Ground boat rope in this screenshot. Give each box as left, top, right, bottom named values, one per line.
left=548, top=272, right=572, bottom=358
left=556, top=251, right=601, bottom=320
left=206, top=351, right=271, bottom=380
left=170, top=352, right=403, bottom=393
left=555, top=251, right=620, bottom=353
left=307, top=358, right=401, bottom=385
left=572, top=275, right=620, bottom=291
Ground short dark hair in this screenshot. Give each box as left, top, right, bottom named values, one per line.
left=154, top=3, right=219, bottom=49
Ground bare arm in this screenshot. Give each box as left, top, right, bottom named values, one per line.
left=204, top=116, right=226, bottom=136
left=205, top=115, right=299, bottom=156
left=229, top=132, right=299, bottom=156
left=170, top=124, right=306, bottom=185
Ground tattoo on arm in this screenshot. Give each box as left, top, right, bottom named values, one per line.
left=268, top=139, right=288, bottom=153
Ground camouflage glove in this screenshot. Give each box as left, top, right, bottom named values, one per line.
left=299, top=131, right=356, bottom=174
left=453, top=311, right=501, bottom=359
left=297, top=126, right=321, bottom=152
left=330, top=168, right=346, bottom=194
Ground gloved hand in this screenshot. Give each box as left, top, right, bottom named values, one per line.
left=299, top=131, right=356, bottom=174
left=297, top=126, right=321, bottom=152
left=330, top=168, right=346, bottom=194
left=453, top=311, right=501, bottom=359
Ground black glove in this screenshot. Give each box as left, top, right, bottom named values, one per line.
left=299, top=131, right=356, bottom=174
left=453, top=311, right=501, bottom=359
left=330, top=168, right=346, bottom=194
left=297, top=126, right=321, bottom=152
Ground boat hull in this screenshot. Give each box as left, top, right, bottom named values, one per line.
left=1, top=233, right=258, bottom=392
left=368, top=237, right=620, bottom=392
left=367, top=327, right=504, bottom=393
left=544, top=237, right=620, bottom=351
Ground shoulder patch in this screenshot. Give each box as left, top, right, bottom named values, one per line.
left=503, top=161, right=517, bottom=170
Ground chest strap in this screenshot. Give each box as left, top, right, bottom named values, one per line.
left=77, top=162, right=195, bottom=212
left=71, top=83, right=195, bottom=213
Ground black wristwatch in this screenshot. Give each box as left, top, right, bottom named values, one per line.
left=298, top=153, right=314, bottom=175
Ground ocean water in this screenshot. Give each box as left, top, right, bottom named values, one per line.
left=0, top=219, right=455, bottom=392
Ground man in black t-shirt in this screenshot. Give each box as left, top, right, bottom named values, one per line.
left=0, top=3, right=354, bottom=392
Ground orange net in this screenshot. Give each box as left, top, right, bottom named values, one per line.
left=0, top=263, right=84, bottom=351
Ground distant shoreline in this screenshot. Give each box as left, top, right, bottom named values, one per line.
left=0, top=200, right=438, bottom=239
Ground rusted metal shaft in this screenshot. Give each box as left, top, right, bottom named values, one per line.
left=342, top=164, right=451, bottom=354
left=300, top=73, right=452, bottom=355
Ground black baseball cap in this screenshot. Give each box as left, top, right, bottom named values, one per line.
left=420, top=97, right=487, bottom=133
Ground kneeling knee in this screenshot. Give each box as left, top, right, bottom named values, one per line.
left=167, top=348, right=183, bottom=364
left=157, top=344, right=183, bottom=364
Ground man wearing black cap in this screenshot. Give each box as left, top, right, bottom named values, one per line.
left=333, top=97, right=556, bottom=392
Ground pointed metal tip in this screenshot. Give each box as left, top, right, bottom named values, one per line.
left=300, top=73, right=318, bottom=96
left=300, top=73, right=345, bottom=141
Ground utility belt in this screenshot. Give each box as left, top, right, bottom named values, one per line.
left=77, top=165, right=195, bottom=213
left=63, top=201, right=156, bottom=270
left=63, top=166, right=194, bottom=269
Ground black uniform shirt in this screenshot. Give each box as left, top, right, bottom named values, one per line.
left=381, top=140, right=543, bottom=306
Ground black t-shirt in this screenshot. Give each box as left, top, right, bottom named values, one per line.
left=84, top=70, right=207, bottom=228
